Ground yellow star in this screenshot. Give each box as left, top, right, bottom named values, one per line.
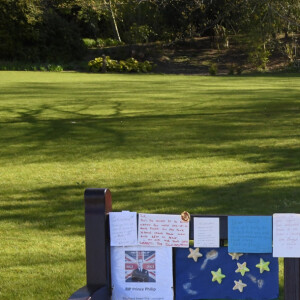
left=256, top=258, right=270, bottom=273
left=233, top=280, right=247, bottom=292
left=211, top=268, right=226, bottom=284
left=228, top=252, right=243, bottom=260
left=187, top=247, right=203, bottom=262
left=235, top=262, right=250, bottom=276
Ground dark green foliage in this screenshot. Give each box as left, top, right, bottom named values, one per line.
left=38, top=9, right=86, bottom=62
left=0, top=0, right=85, bottom=62
left=0, top=0, right=41, bottom=60
left=0, top=0, right=299, bottom=66
left=88, top=56, right=153, bottom=73
left=227, top=64, right=243, bottom=75
left=209, top=63, right=218, bottom=75
left=123, top=24, right=156, bottom=44
left=83, top=38, right=124, bottom=48
left=247, top=46, right=271, bottom=70
left=0, top=61, right=64, bottom=71
left=83, top=38, right=98, bottom=48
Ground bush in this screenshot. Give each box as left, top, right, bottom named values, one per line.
left=124, top=24, right=156, bottom=44
left=88, top=56, right=154, bottom=73
left=0, top=3, right=86, bottom=62
left=0, top=61, right=63, bottom=72
left=39, top=10, right=86, bottom=62
left=83, top=38, right=97, bottom=48
left=95, top=38, right=124, bottom=48
left=227, top=64, right=243, bottom=75
left=284, top=43, right=296, bottom=63
left=227, top=64, right=235, bottom=75
left=47, top=64, right=63, bottom=72
left=247, top=46, right=270, bottom=70
left=209, top=63, right=218, bottom=76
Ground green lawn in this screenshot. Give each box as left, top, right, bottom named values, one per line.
left=0, top=71, right=299, bottom=299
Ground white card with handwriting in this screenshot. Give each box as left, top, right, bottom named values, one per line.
left=110, top=211, right=138, bottom=246
left=138, top=213, right=189, bottom=247
left=273, top=213, right=300, bottom=257
left=194, top=217, right=220, bottom=248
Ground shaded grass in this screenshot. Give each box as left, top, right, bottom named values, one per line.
left=0, top=72, right=299, bottom=299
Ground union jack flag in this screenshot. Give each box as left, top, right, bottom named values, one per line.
left=125, top=250, right=156, bottom=282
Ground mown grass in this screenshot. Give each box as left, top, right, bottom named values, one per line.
left=0, top=72, right=299, bottom=299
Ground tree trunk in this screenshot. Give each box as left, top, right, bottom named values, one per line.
left=108, top=0, right=121, bottom=42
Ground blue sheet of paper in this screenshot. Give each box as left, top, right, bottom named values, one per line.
left=175, top=247, right=279, bottom=300
left=228, top=216, right=272, bottom=253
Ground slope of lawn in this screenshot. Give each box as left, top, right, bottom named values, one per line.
left=0, top=71, right=299, bottom=299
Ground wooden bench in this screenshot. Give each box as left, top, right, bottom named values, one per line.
left=69, top=188, right=300, bottom=300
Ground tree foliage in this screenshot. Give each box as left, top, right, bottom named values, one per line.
left=0, top=0, right=299, bottom=62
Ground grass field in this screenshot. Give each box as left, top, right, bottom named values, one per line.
left=0, top=71, right=299, bottom=299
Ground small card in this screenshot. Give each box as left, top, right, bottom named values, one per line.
left=138, top=213, right=189, bottom=247
left=194, top=217, right=220, bottom=248
left=109, top=211, right=138, bottom=246
left=273, top=213, right=300, bottom=258
left=228, top=216, right=272, bottom=253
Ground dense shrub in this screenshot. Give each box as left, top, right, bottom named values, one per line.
left=0, top=61, right=64, bottom=72
left=39, top=10, right=86, bottom=62
left=124, top=24, right=156, bottom=44
left=227, top=64, right=243, bottom=75
left=83, top=38, right=97, bottom=48
left=99, top=38, right=124, bottom=47
left=0, top=1, right=85, bottom=62
left=247, top=46, right=270, bottom=70
left=209, top=63, right=218, bottom=75
left=83, top=38, right=124, bottom=49
left=88, top=56, right=153, bottom=73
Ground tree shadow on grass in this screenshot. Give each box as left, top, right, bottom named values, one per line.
left=1, top=184, right=86, bottom=234
left=1, top=97, right=299, bottom=172
left=0, top=77, right=299, bottom=234
left=111, top=177, right=300, bottom=215
left=1, top=176, right=299, bottom=235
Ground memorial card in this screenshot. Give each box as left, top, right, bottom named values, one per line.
left=273, top=213, right=300, bottom=258
left=228, top=216, right=272, bottom=253
left=110, top=211, right=138, bottom=246
left=194, top=217, right=220, bottom=248
left=111, top=246, right=173, bottom=300
left=138, top=213, right=189, bottom=247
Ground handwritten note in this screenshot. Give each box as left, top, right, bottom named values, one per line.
left=228, top=216, right=272, bottom=253
left=194, top=217, right=220, bottom=248
left=138, top=213, right=189, bottom=247
left=273, top=213, right=300, bottom=258
left=109, top=211, right=138, bottom=246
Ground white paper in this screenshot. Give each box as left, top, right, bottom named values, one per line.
left=194, top=217, right=220, bottom=248
left=110, top=212, right=138, bottom=246
left=273, top=213, right=300, bottom=257
left=138, top=213, right=189, bottom=248
left=111, top=245, right=173, bottom=300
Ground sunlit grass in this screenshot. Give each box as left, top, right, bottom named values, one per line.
left=0, top=71, right=299, bottom=299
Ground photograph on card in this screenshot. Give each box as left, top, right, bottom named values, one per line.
left=111, top=246, right=173, bottom=300
left=125, top=250, right=156, bottom=282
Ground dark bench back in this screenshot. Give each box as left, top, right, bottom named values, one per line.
left=69, top=188, right=300, bottom=300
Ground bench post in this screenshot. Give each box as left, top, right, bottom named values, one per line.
left=85, top=188, right=112, bottom=293
left=69, top=188, right=112, bottom=300
left=284, top=258, right=300, bottom=299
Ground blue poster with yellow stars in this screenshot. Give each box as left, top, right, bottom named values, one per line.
left=175, top=247, right=279, bottom=300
